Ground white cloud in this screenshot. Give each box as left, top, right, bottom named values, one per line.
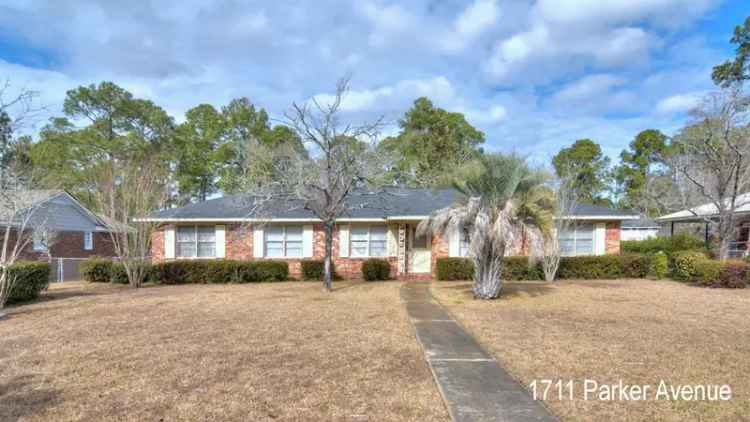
left=442, top=0, right=501, bottom=53
left=0, top=0, right=726, bottom=170
left=553, top=74, right=626, bottom=102
left=536, top=0, right=716, bottom=27
left=357, top=1, right=415, bottom=48
left=656, top=92, right=704, bottom=114
left=313, top=77, right=455, bottom=113
left=462, top=104, right=508, bottom=125
left=455, top=0, right=499, bottom=37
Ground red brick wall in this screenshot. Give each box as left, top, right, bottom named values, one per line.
left=150, top=223, right=399, bottom=279
left=7, top=229, right=117, bottom=261
left=226, top=224, right=253, bottom=260
left=605, top=222, right=621, bottom=254
left=431, top=232, right=449, bottom=278
left=151, top=228, right=165, bottom=262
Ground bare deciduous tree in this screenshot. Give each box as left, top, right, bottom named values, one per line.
left=668, top=88, right=750, bottom=259
left=542, top=177, right=577, bottom=282
left=90, top=157, right=167, bottom=288
left=0, top=81, right=50, bottom=313
left=0, top=79, right=44, bottom=133
left=0, top=180, right=52, bottom=311
left=250, top=77, right=385, bottom=291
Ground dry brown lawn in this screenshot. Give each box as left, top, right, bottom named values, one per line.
left=0, top=281, right=448, bottom=422
left=433, top=279, right=750, bottom=422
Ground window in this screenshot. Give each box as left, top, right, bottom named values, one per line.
left=32, top=231, right=48, bottom=252
left=265, top=226, right=303, bottom=258
left=351, top=226, right=387, bottom=257
left=558, top=224, right=594, bottom=256
left=459, top=228, right=471, bottom=257
left=84, top=231, right=93, bottom=250
left=176, top=226, right=216, bottom=258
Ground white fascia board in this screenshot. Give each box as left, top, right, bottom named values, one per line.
left=557, top=215, right=639, bottom=221
left=134, top=217, right=401, bottom=223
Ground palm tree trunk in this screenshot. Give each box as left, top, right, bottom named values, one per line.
left=473, top=253, right=504, bottom=299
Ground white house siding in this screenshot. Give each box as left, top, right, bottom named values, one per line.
left=621, top=228, right=660, bottom=241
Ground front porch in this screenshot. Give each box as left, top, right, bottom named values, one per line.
left=664, top=217, right=750, bottom=258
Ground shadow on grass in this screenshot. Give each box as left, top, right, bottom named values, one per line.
left=437, top=281, right=557, bottom=300
left=0, top=375, right=59, bottom=421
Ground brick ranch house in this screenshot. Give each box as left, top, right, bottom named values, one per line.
left=3, top=191, right=117, bottom=281
left=142, top=188, right=638, bottom=280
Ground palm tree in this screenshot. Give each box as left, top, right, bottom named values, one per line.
left=419, top=153, right=554, bottom=299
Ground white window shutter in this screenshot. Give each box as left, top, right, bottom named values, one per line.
left=303, top=225, right=314, bottom=258
left=253, top=225, right=264, bottom=258
left=387, top=225, right=398, bottom=256
left=215, top=225, right=226, bottom=258
left=594, top=223, right=606, bottom=255
left=339, top=225, right=350, bottom=257
left=448, top=226, right=460, bottom=257
left=164, top=227, right=175, bottom=259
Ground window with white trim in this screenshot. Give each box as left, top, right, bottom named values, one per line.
left=176, top=226, right=216, bottom=258
left=559, top=224, right=594, bottom=256
left=32, top=231, right=48, bottom=251
left=265, top=226, right=303, bottom=257
left=459, top=227, right=471, bottom=257
left=351, top=226, right=387, bottom=257
left=84, top=231, right=93, bottom=250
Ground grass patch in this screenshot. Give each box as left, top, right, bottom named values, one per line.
left=0, top=281, right=447, bottom=421
left=432, top=279, right=750, bottom=422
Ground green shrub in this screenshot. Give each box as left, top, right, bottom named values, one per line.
left=671, top=250, right=708, bottom=280
left=80, top=257, right=113, bottom=282
left=437, top=255, right=652, bottom=281
left=149, top=260, right=288, bottom=284
left=436, top=258, right=474, bottom=281
left=716, top=260, right=749, bottom=288
left=649, top=251, right=669, bottom=279
left=110, top=263, right=130, bottom=284
left=693, top=259, right=722, bottom=286
left=618, top=254, right=651, bottom=278
left=557, top=255, right=622, bottom=279
left=621, top=233, right=705, bottom=255
left=4, top=261, right=50, bottom=304
left=362, top=259, right=391, bottom=281
left=502, top=257, right=543, bottom=280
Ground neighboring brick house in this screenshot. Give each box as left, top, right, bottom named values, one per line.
left=3, top=191, right=118, bottom=281
left=142, top=188, right=637, bottom=280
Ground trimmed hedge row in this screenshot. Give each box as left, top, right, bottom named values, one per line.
left=436, top=254, right=650, bottom=281
left=5, top=261, right=50, bottom=304
left=150, top=260, right=288, bottom=284
left=436, top=253, right=749, bottom=288
left=692, top=258, right=749, bottom=288
left=82, top=259, right=289, bottom=284
left=621, top=232, right=706, bottom=255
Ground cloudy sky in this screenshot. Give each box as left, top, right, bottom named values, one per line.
left=0, top=0, right=746, bottom=163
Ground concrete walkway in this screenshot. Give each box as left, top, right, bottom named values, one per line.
left=401, top=283, right=557, bottom=422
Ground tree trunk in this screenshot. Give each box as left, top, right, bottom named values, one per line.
left=472, top=254, right=504, bottom=299
left=323, top=221, right=334, bottom=292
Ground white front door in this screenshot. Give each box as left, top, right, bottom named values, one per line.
left=408, top=226, right=431, bottom=273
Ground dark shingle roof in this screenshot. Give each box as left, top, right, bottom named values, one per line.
left=569, top=203, right=638, bottom=218
left=146, top=188, right=638, bottom=220
left=622, top=217, right=661, bottom=229
left=148, top=188, right=459, bottom=220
